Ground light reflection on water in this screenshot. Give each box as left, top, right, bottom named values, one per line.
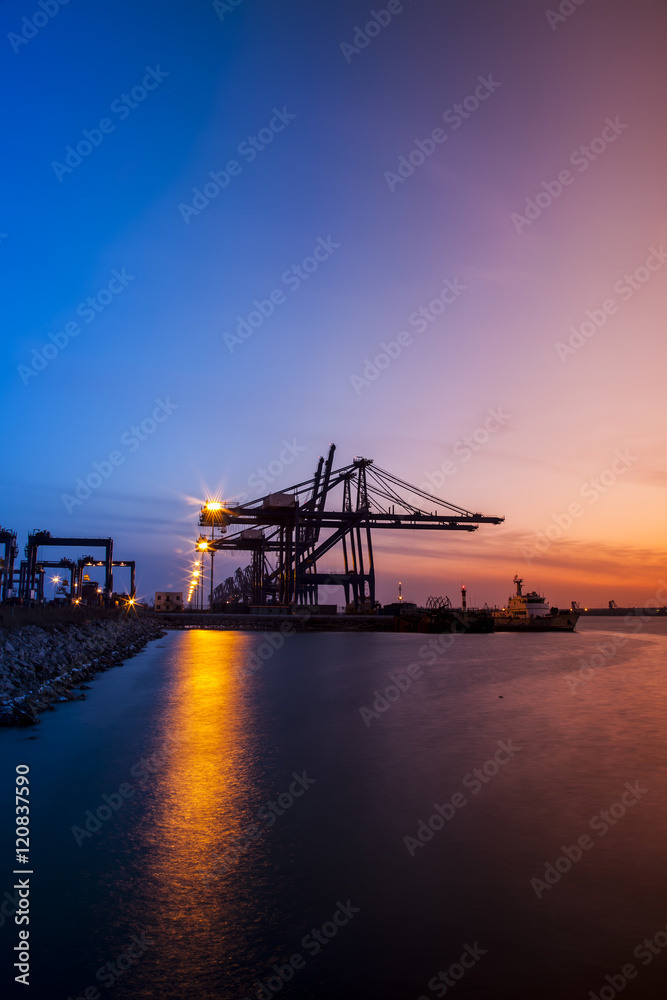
left=117, top=630, right=265, bottom=997
left=2, top=619, right=667, bottom=998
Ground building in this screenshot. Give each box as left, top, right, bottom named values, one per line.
left=155, top=591, right=183, bottom=613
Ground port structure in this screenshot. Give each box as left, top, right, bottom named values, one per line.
left=30, top=558, right=78, bottom=601
left=15, top=533, right=137, bottom=605
left=0, top=527, right=18, bottom=602
left=199, top=444, right=504, bottom=610
left=22, top=533, right=114, bottom=603
left=74, top=558, right=136, bottom=601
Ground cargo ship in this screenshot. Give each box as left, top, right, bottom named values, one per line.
left=492, top=577, right=579, bottom=632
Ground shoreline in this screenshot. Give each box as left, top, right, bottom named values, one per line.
left=0, top=614, right=166, bottom=727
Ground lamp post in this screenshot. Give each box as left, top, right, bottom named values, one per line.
left=191, top=565, right=200, bottom=610
left=194, top=501, right=228, bottom=612
left=202, top=501, right=225, bottom=612
left=196, top=536, right=212, bottom=611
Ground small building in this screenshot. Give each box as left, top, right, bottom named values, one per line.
left=155, top=591, right=183, bottom=613
left=262, top=493, right=296, bottom=509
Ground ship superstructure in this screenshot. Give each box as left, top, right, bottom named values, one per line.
left=493, top=576, right=579, bottom=632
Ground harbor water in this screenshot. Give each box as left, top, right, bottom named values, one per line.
left=2, top=618, right=667, bottom=999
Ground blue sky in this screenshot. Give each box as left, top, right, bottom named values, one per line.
left=2, top=0, right=667, bottom=605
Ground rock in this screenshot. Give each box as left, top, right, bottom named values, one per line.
left=0, top=616, right=165, bottom=727
left=0, top=702, right=39, bottom=727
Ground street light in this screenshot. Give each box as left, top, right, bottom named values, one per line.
left=196, top=534, right=216, bottom=611
left=198, top=500, right=230, bottom=612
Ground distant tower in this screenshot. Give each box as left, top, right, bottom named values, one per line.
left=398, top=581, right=403, bottom=603
left=461, top=584, right=467, bottom=611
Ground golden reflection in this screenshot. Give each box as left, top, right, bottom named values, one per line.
left=140, top=630, right=255, bottom=893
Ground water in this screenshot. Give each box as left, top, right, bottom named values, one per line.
left=2, top=619, right=667, bottom=999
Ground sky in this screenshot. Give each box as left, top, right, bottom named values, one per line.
left=2, top=0, right=667, bottom=608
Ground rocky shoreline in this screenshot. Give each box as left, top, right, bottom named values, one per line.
left=0, top=615, right=166, bottom=727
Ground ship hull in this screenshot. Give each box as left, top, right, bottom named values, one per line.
left=493, top=613, right=579, bottom=632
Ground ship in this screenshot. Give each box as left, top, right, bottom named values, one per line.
left=492, top=576, right=579, bottom=632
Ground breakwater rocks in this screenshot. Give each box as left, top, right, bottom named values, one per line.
left=0, top=616, right=166, bottom=727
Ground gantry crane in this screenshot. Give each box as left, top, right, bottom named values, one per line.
left=198, top=444, right=504, bottom=610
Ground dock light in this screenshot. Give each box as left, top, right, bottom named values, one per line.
left=197, top=541, right=209, bottom=551
left=205, top=501, right=223, bottom=511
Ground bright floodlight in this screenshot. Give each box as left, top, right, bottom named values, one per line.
left=205, top=501, right=223, bottom=511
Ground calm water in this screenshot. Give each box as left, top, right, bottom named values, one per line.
left=2, top=618, right=667, bottom=999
